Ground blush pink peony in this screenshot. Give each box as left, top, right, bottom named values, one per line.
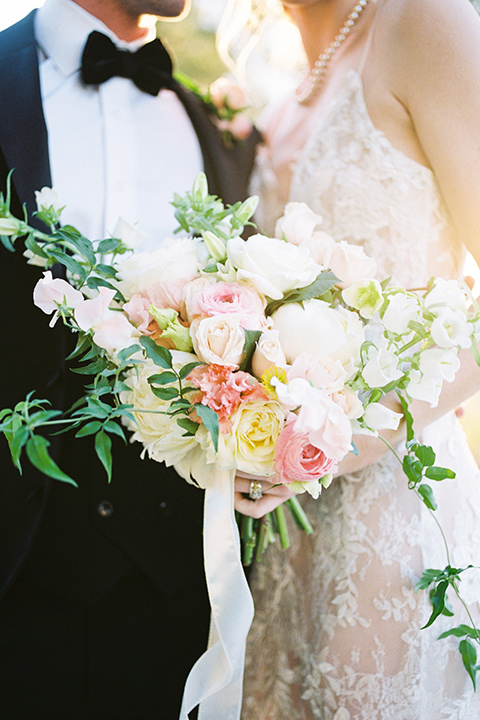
left=187, top=281, right=266, bottom=331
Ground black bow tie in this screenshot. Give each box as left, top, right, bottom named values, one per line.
left=81, top=31, right=174, bottom=96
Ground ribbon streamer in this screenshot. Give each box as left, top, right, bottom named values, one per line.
left=179, top=469, right=254, bottom=720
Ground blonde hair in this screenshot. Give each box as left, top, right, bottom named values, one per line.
left=216, top=0, right=306, bottom=107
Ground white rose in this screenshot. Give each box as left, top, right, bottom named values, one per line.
left=273, top=300, right=365, bottom=374
left=117, top=237, right=200, bottom=298
left=227, top=233, right=321, bottom=300
left=274, top=202, right=324, bottom=245
left=382, top=292, right=420, bottom=335
left=251, top=329, right=287, bottom=378
left=323, top=241, right=377, bottom=287
left=330, top=386, right=364, bottom=419
left=190, top=314, right=245, bottom=367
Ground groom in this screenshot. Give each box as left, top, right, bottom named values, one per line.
left=0, top=1, right=259, bottom=718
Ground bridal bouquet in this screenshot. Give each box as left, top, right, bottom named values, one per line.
left=2, top=173, right=480, bottom=696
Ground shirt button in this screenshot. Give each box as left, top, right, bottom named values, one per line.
left=97, top=500, right=114, bottom=518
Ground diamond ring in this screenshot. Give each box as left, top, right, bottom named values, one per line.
left=249, top=480, right=263, bottom=500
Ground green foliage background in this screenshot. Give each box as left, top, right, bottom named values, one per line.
left=156, top=9, right=227, bottom=89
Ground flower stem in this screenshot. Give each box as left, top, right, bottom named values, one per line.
left=274, top=505, right=290, bottom=550
left=285, top=496, right=314, bottom=534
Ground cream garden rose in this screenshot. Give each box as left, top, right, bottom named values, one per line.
left=218, top=398, right=285, bottom=475
left=190, top=314, right=245, bottom=367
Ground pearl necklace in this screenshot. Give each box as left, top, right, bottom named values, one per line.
left=296, top=0, right=369, bottom=105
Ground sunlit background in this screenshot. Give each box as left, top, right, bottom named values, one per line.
left=1, top=0, right=479, bottom=460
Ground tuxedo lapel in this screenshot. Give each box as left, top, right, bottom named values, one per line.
left=0, top=11, right=51, bottom=218
left=173, top=80, right=261, bottom=206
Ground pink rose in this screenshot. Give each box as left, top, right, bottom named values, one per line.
left=188, top=282, right=266, bottom=331
left=275, top=417, right=337, bottom=484
left=209, top=78, right=246, bottom=111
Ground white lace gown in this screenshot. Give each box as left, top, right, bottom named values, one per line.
left=242, top=70, right=480, bottom=720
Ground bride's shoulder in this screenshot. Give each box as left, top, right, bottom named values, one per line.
left=382, top=0, right=480, bottom=52
left=378, top=0, right=480, bottom=88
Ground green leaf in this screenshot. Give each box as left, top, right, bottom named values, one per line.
left=7, top=422, right=29, bottom=472
left=425, top=466, right=456, bottom=481
left=414, top=444, right=436, bottom=467
left=397, top=392, right=414, bottom=442
left=418, top=483, right=438, bottom=511
left=422, top=580, right=448, bottom=629
left=403, top=455, right=423, bottom=485
left=178, top=361, right=203, bottom=379
left=116, top=343, right=140, bottom=363
left=176, top=417, right=200, bottom=435
left=95, top=430, right=113, bottom=482
left=415, top=568, right=443, bottom=591
left=265, top=270, right=340, bottom=315
left=75, top=421, right=103, bottom=437
left=438, top=625, right=479, bottom=640
left=25, top=435, right=77, bottom=486
left=103, top=420, right=127, bottom=441
left=97, top=237, right=123, bottom=253
left=46, top=247, right=87, bottom=281
left=239, top=328, right=262, bottom=372
left=459, top=638, right=477, bottom=690
left=195, top=403, right=219, bottom=451
left=150, top=386, right=179, bottom=401
left=202, top=263, right=218, bottom=273
left=71, top=358, right=108, bottom=375
left=148, top=371, right=178, bottom=386
left=139, top=336, right=173, bottom=369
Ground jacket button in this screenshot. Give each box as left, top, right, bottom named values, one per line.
left=97, top=500, right=114, bottom=518
left=158, top=500, right=173, bottom=517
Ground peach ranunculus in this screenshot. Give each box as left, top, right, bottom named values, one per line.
left=188, top=364, right=267, bottom=432
left=190, top=314, right=246, bottom=367
left=186, top=281, right=266, bottom=330
left=275, top=416, right=338, bottom=486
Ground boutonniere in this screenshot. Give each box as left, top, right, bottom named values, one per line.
left=176, top=72, right=254, bottom=148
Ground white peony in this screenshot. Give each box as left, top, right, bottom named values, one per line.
left=272, top=299, right=365, bottom=374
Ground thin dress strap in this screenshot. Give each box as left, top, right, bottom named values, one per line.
left=357, top=0, right=388, bottom=76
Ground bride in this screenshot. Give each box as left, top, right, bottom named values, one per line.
left=229, top=0, right=480, bottom=717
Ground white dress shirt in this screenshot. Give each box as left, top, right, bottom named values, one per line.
left=35, top=0, right=203, bottom=251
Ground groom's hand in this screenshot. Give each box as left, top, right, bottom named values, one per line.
left=234, top=470, right=294, bottom=519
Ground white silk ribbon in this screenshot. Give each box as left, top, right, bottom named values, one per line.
left=179, top=468, right=254, bottom=720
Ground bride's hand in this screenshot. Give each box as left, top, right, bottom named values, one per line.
left=234, top=470, right=294, bottom=519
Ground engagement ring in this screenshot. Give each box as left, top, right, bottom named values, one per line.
left=249, top=480, right=263, bottom=500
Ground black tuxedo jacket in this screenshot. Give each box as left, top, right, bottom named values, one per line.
left=0, top=11, right=260, bottom=603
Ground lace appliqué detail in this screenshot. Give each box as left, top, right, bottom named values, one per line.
left=243, top=71, right=480, bottom=719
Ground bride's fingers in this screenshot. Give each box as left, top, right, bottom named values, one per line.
left=234, top=490, right=294, bottom=518
left=234, top=476, right=292, bottom=498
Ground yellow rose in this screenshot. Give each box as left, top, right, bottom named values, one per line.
left=218, top=398, right=285, bottom=475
